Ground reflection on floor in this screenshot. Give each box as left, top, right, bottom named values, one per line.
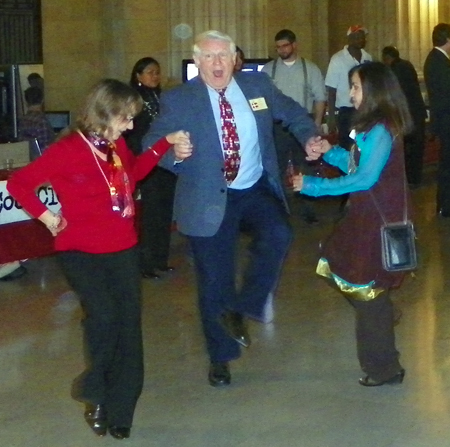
left=2, top=169, right=450, bottom=447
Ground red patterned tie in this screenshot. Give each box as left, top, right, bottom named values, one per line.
left=218, top=88, right=241, bottom=184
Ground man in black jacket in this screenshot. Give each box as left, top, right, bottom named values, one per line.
left=424, top=23, right=450, bottom=216
left=382, top=46, right=427, bottom=187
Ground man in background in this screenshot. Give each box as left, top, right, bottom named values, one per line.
left=27, top=72, right=44, bottom=91
left=424, top=23, right=450, bottom=217
left=262, top=29, right=326, bottom=224
left=18, top=86, right=55, bottom=155
left=382, top=46, right=427, bottom=187
left=234, top=46, right=245, bottom=72
left=326, top=25, right=372, bottom=149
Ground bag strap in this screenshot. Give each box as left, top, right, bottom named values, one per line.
left=271, top=58, right=277, bottom=79
left=301, top=57, right=308, bottom=107
left=369, top=137, right=408, bottom=225
left=271, top=57, right=308, bottom=109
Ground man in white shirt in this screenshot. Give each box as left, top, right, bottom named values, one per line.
left=262, top=29, right=326, bottom=224
left=325, top=25, right=372, bottom=149
left=262, top=29, right=326, bottom=127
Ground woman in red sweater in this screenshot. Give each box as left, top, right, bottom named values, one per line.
left=7, top=79, right=192, bottom=440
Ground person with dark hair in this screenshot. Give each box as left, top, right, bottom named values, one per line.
left=382, top=46, right=427, bottom=187
left=262, top=28, right=326, bottom=224
left=24, top=85, right=43, bottom=104
left=293, top=61, right=413, bottom=387
left=27, top=72, right=44, bottom=90
left=326, top=25, right=372, bottom=150
left=234, top=46, right=245, bottom=72
left=7, top=78, right=192, bottom=439
left=18, top=86, right=55, bottom=152
left=143, top=30, right=320, bottom=387
left=424, top=23, right=450, bottom=216
left=125, top=57, right=178, bottom=279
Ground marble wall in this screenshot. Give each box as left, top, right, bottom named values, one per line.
left=41, top=0, right=450, bottom=114
left=42, top=0, right=103, bottom=113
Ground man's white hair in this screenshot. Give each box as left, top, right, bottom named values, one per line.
left=192, top=30, right=236, bottom=56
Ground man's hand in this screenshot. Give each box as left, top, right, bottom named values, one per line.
left=305, top=136, right=323, bottom=161
left=167, top=130, right=193, bottom=161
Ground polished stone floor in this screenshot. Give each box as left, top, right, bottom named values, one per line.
left=2, top=171, right=450, bottom=446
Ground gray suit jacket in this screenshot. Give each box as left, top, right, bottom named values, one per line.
left=142, top=71, right=317, bottom=237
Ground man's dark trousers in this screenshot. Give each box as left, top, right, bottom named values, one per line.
left=188, top=175, right=292, bottom=362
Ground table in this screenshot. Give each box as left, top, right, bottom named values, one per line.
left=0, top=169, right=59, bottom=264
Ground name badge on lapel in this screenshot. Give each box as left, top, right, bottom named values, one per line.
left=249, top=97, right=268, bottom=111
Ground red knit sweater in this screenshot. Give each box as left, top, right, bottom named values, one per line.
left=7, top=132, right=172, bottom=254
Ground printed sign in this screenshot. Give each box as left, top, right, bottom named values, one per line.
left=0, top=181, right=61, bottom=225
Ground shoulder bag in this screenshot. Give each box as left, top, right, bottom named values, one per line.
left=370, top=174, right=417, bottom=272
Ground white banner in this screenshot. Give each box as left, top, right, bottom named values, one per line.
left=0, top=181, right=61, bottom=225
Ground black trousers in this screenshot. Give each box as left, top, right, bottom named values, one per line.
left=347, top=291, right=402, bottom=381
left=139, top=167, right=177, bottom=272
left=404, top=118, right=426, bottom=185
left=188, top=176, right=292, bottom=362
left=435, top=114, right=450, bottom=213
left=59, top=247, right=143, bottom=428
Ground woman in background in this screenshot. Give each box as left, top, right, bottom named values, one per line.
left=234, top=46, right=245, bottom=71
left=126, top=57, right=178, bottom=279
left=294, top=62, right=413, bottom=387
left=7, top=79, right=192, bottom=439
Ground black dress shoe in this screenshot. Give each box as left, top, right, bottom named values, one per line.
left=109, top=426, right=131, bottom=439
left=141, top=270, right=160, bottom=279
left=157, top=265, right=175, bottom=272
left=220, top=311, right=251, bottom=348
left=359, top=369, right=405, bottom=387
left=84, top=404, right=107, bottom=436
left=208, top=362, right=231, bottom=387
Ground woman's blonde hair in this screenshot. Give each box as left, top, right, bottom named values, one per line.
left=76, top=78, right=143, bottom=137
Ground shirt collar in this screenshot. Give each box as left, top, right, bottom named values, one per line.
left=206, top=77, right=238, bottom=97
left=344, top=45, right=369, bottom=63
left=435, top=46, right=450, bottom=59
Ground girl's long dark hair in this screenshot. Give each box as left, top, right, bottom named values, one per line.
left=349, top=62, right=413, bottom=137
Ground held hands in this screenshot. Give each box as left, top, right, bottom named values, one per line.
left=166, top=130, right=193, bottom=161
left=305, top=136, right=332, bottom=161
left=292, top=173, right=303, bottom=192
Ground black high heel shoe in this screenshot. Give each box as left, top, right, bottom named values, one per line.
left=359, top=368, right=405, bottom=387
left=84, top=404, right=107, bottom=436
left=109, top=426, right=131, bottom=439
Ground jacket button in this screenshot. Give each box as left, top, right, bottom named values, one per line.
left=220, top=189, right=225, bottom=193
left=220, top=168, right=225, bottom=172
